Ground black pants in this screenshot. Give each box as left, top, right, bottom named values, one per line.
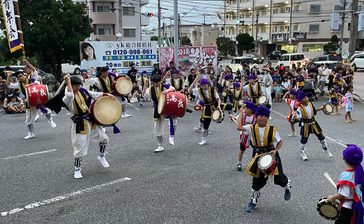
left=252, top=153, right=288, bottom=191
left=222, top=93, right=233, bottom=104
left=300, top=132, right=325, bottom=144
left=335, top=207, right=353, bottom=224
left=201, top=103, right=233, bottom=130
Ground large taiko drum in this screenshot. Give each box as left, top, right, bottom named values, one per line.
left=158, top=91, right=187, bottom=118
left=113, top=76, right=133, bottom=96
left=26, top=84, right=49, bottom=106
left=90, top=95, right=122, bottom=126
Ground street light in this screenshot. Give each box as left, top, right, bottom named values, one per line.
left=116, top=32, right=122, bottom=41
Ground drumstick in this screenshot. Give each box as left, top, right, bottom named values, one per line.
left=55, top=80, right=66, bottom=96
left=323, top=172, right=337, bottom=189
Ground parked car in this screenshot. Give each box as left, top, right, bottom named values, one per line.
left=267, top=50, right=287, bottom=60
left=229, top=56, right=254, bottom=73
left=251, top=54, right=264, bottom=64
left=311, top=54, right=343, bottom=65
left=277, top=53, right=306, bottom=68
left=350, top=52, right=364, bottom=71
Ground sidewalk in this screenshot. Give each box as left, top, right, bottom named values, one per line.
left=354, top=72, right=364, bottom=98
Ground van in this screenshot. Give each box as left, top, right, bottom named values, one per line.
left=229, top=56, right=254, bottom=73
left=277, top=53, right=306, bottom=68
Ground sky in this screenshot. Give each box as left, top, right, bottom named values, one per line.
left=145, top=0, right=224, bottom=30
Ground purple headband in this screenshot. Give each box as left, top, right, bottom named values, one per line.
left=296, top=91, right=307, bottom=102
left=199, top=78, right=210, bottom=86
left=289, top=89, right=297, bottom=96
left=234, top=82, right=241, bottom=88
left=248, top=75, right=256, bottom=80
left=243, top=100, right=255, bottom=112
left=255, top=105, right=270, bottom=117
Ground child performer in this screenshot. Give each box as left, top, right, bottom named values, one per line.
left=283, top=89, right=299, bottom=137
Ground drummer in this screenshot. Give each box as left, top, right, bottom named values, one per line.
left=283, top=89, right=299, bottom=137
left=195, top=78, right=233, bottom=145
left=232, top=82, right=244, bottom=114
left=295, top=91, right=333, bottom=161
left=219, top=67, right=234, bottom=104
left=62, top=75, right=111, bottom=179
left=243, top=75, right=262, bottom=105
left=5, top=69, right=57, bottom=140
left=142, top=74, right=176, bottom=152
left=327, top=144, right=364, bottom=224
left=235, top=100, right=256, bottom=171
left=88, top=66, right=132, bottom=119
left=237, top=105, right=291, bottom=213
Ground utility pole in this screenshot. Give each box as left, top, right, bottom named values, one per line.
left=255, top=13, right=258, bottom=54
left=203, top=13, right=206, bottom=25
left=269, top=0, right=272, bottom=45
left=340, top=0, right=347, bottom=54
left=289, top=0, right=293, bottom=44
left=158, top=0, right=161, bottom=46
left=119, top=0, right=123, bottom=40
left=178, top=13, right=181, bottom=42
left=251, top=0, right=255, bottom=37
left=174, top=0, right=179, bottom=69
left=236, top=0, right=240, bottom=36
left=349, top=0, right=359, bottom=53
left=139, top=0, right=142, bottom=41
left=223, top=0, right=226, bottom=37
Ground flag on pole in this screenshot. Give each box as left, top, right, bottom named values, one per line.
left=1, top=0, right=23, bottom=53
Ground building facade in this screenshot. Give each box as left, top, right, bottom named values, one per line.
left=73, top=0, right=150, bottom=41
left=223, top=0, right=351, bottom=58
left=163, top=24, right=219, bottom=46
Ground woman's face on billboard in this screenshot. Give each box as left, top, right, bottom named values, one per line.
left=84, top=46, right=94, bottom=59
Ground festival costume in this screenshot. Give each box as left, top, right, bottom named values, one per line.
left=147, top=83, right=177, bottom=152
left=243, top=82, right=262, bottom=105
left=296, top=93, right=332, bottom=160
left=7, top=74, right=56, bottom=139
left=334, top=145, right=364, bottom=224
left=232, top=85, right=244, bottom=113
left=197, top=83, right=232, bottom=145
left=62, top=87, right=110, bottom=179
left=221, top=74, right=234, bottom=103
left=244, top=106, right=291, bottom=213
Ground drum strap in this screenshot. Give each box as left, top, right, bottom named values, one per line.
left=19, top=78, right=29, bottom=96
left=150, top=85, right=161, bottom=119
left=98, top=76, right=112, bottom=93
left=249, top=83, right=261, bottom=97
left=250, top=124, right=276, bottom=148
left=198, top=87, right=216, bottom=105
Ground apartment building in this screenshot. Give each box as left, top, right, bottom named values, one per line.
left=73, top=0, right=150, bottom=41
left=223, top=0, right=351, bottom=58
left=163, top=24, right=219, bottom=46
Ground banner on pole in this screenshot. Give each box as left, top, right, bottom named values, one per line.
left=1, top=0, right=22, bottom=53
left=79, top=41, right=158, bottom=74
left=159, top=46, right=218, bottom=76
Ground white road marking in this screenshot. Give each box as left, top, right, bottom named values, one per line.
left=1, top=177, right=131, bottom=217
left=127, top=103, right=141, bottom=111
left=271, top=109, right=346, bottom=148
left=0, top=149, right=58, bottom=160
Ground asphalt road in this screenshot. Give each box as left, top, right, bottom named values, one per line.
left=0, top=94, right=363, bottom=224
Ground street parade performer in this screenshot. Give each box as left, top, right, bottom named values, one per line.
left=327, top=144, right=364, bottom=224
left=237, top=105, right=291, bottom=213
left=62, top=75, right=111, bottom=179
left=235, top=100, right=256, bottom=171
left=6, top=68, right=57, bottom=140
left=142, top=74, right=175, bottom=152
left=295, top=90, right=333, bottom=161
left=283, top=89, right=299, bottom=137
left=243, top=75, right=262, bottom=105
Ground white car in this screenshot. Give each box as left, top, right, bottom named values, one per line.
left=350, top=52, right=364, bottom=71
left=229, top=56, right=254, bottom=73
left=277, top=53, right=306, bottom=68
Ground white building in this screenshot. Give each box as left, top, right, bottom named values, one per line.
left=223, top=0, right=351, bottom=58
left=73, top=0, right=150, bottom=41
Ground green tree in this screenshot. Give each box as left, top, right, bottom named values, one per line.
left=236, top=33, right=254, bottom=55
left=180, top=36, right=192, bottom=46
left=216, top=36, right=235, bottom=57
left=15, top=0, right=93, bottom=78
left=323, top=35, right=340, bottom=54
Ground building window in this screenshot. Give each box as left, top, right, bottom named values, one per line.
left=123, top=7, right=135, bottom=16
left=95, top=3, right=112, bottom=12
left=308, top=24, right=320, bottom=33
left=261, top=26, right=266, bottom=33
left=334, top=4, right=342, bottom=11
left=123, top=28, right=136, bottom=38
left=285, top=7, right=290, bottom=13
left=294, top=5, right=299, bottom=12
left=97, top=25, right=113, bottom=35
left=309, top=4, right=321, bottom=13
left=293, top=25, right=299, bottom=31
left=302, top=44, right=324, bottom=52
left=273, top=8, right=278, bottom=14
left=284, top=26, right=290, bottom=32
